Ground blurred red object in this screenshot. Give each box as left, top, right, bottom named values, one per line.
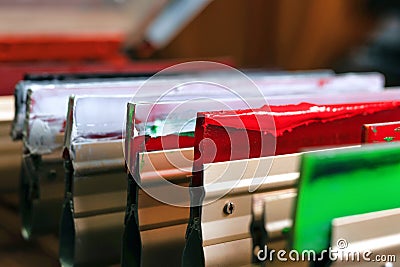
left=0, top=34, right=127, bottom=63
left=0, top=34, right=235, bottom=96
left=0, top=60, right=181, bottom=96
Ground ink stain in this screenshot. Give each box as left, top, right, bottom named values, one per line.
left=384, top=136, right=394, bottom=142
left=150, top=125, right=158, bottom=135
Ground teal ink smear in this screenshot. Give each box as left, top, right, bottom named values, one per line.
left=179, top=131, right=195, bottom=137
left=150, top=125, right=158, bottom=135
left=384, top=136, right=394, bottom=142
left=282, top=227, right=291, bottom=235
left=139, top=152, right=145, bottom=173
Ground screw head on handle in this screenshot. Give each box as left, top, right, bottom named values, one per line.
left=224, top=202, right=235, bottom=215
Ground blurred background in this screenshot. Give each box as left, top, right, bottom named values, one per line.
left=0, top=0, right=399, bottom=85
left=0, top=0, right=399, bottom=266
